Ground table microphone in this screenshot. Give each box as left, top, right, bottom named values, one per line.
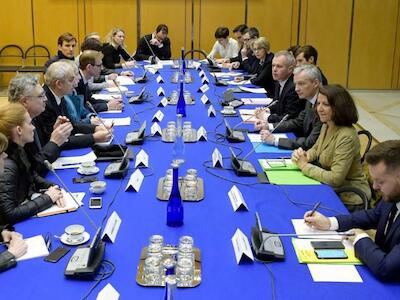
left=110, top=80, right=142, bottom=123
left=44, top=160, right=98, bottom=230
left=143, top=36, right=158, bottom=64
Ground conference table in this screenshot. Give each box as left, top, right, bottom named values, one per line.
left=1, top=62, right=399, bottom=299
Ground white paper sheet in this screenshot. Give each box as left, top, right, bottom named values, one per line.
left=227, top=79, right=251, bottom=85
left=241, top=98, right=273, bottom=105
left=292, top=219, right=343, bottom=240
left=37, top=192, right=85, bottom=217
left=92, top=94, right=121, bottom=101
left=114, top=75, right=135, bottom=85
left=52, top=151, right=97, bottom=169
left=106, top=86, right=128, bottom=93
left=239, top=86, right=267, bottom=94
left=247, top=133, right=288, bottom=143
left=16, top=235, right=49, bottom=261
left=103, top=117, right=131, bottom=126
left=99, top=110, right=122, bottom=114
left=308, top=264, right=363, bottom=282
left=212, top=72, right=242, bottom=78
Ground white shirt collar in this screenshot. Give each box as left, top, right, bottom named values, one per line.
left=48, top=87, right=63, bottom=106
left=79, top=69, right=88, bottom=84
left=308, top=92, right=318, bottom=105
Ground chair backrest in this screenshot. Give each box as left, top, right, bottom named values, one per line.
left=0, top=44, right=24, bottom=66
left=358, top=130, right=373, bottom=163
left=24, top=45, right=51, bottom=66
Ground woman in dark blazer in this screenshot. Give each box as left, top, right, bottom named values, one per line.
left=102, top=27, right=136, bottom=69
left=0, top=103, right=64, bottom=225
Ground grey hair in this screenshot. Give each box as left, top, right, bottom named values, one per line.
left=274, top=50, right=296, bottom=67
left=8, top=74, right=39, bottom=103
left=293, top=64, right=322, bottom=83
left=45, top=60, right=74, bottom=86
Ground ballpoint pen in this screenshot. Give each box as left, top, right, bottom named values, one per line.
left=309, top=201, right=321, bottom=216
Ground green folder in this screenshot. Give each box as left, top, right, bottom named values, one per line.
left=258, top=159, right=321, bottom=185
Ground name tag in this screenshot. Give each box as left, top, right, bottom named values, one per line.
left=125, top=169, right=144, bottom=192
left=199, top=70, right=205, bottom=78
left=212, top=148, right=223, bottom=168
left=101, top=211, right=121, bottom=243
left=151, top=122, right=162, bottom=136
left=197, top=126, right=207, bottom=141
left=156, top=75, right=164, bottom=83
left=231, top=228, right=254, bottom=264
left=157, top=87, right=165, bottom=96
left=96, top=283, right=120, bottom=300
left=152, top=110, right=164, bottom=122
left=208, top=105, right=216, bottom=117
left=228, top=185, right=249, bottom=211
left=158, top=97, right=168, bottom=107
left=201, top=94, right=210, bottom=104
left=198, top=84, right=209, bottom=93
left=202, top=77, right=209, bottom=84
left=135, top=149, right=149, bottom=168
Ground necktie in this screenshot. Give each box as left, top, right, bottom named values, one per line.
left=385, top=204, right=398, bottom=236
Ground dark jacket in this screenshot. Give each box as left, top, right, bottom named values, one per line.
left=248, top=52, right=275, bottom=96
left=0, top=142, right=53, bottom=225
left=34, top=85, right=96, bottom=149
left=134, top=34, right=171, bottom=61
left=102, top=43, right=132, bottom=69
left=268, top=74, right=304, bottom=123
left=44, top=50, right=75, bottom=71
left=336, top=200, right=400, bottom=281
left=0, top=225, right=17, bottom=272
left=319, top=66, right=328, bottom=86
left=273, top=100, right=322, bottom=150
left=76, top=73, right=108, bottom=112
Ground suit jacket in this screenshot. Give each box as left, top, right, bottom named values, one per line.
left=76, top=73, right=108, bottom=112
left=248, top=52, right=275, bottom=96
left=319, top=66, right=328, bottom=85
left=301, top=124, right=371, bottom=206
left=268, top=74, right=304, bottom=122
left=102, top=43, right=132, bottom=69
left=273, top=100, right=322, bottom=150
left=240, top=50, right=257, bottom=73
left=134, top=34, right=171, bottom=61
left=34, top=85, right=96, bottom=149
left=336, top=200, right=400, bottom=281
left=44, top=50, right=75, bottom=72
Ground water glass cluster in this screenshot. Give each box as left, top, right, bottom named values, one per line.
left=162, top=168, right=198, bottom=200
left=169, top=90, right=192, bottom=104
left=142, top=235, right=196, bottom=287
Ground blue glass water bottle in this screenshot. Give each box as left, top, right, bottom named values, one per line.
left=167, top=162, right=184, bottom=227
left=163, top=259, right=177, bottom=300
left=176, top=81, right=186, bottom=117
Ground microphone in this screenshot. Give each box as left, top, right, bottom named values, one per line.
left=112, top=78, right=124, bottom=98
left=44, top=160, right=98, bottom=230
left=232, top=100, right=278, bottom=131
left=212, top=72, right=228, bottom=86
left=143, top=35, right=158, bottom=64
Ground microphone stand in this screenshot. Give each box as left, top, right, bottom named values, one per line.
left=232, top=100, right=278, bottom=130
left=143, top=35, right=158, bottom=64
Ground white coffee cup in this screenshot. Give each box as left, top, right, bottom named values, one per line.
left=90, top=180, right=106, bottom=194
left=80, top=161, right=96, bottom=173
left=65, top=224, right=85, bottom=243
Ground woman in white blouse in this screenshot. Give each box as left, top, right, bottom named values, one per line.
left=207, top=27, right=239, bottom=63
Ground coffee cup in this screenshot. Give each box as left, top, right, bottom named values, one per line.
left=223, top=105, right=235, bottom=114
left=90, top=180, right=106, bottom=194
left=65, top=224, right=85, bottom=243
left=80, top=161, right=96, bottom=173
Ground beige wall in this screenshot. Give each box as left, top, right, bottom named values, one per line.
left=1, top=0, right=400, bottom=89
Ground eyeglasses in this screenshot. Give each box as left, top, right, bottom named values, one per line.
left=27, top=92, right=46, bottom=99
left=92, top=63, right=103, bottom=67
left=253, top=48, right=263, bottom=52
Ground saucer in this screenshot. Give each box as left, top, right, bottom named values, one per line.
left=221, top=109, right=236, bottom=115
left=60, top=231, right=90, bottom=246
left=77, top=166, right=99, bottom=175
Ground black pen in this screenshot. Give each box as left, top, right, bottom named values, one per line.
left=309, top=201, right=321, bottom=216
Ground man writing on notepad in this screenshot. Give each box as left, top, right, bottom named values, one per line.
left=304, top=140, right=400, bottom=281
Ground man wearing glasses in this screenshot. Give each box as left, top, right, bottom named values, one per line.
left=229, top=27, right=260, bottom=71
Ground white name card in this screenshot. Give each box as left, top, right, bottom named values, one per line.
left=157, top=87, right=165, bottom=96
left=151, top=122, right=162, bottom=136
left=228, top=185, right=249, bottom=211
left=101, top=211, right=121, bottom=243
left=208, top=105, right=216, bottom=117
left=158, top=97, right=168, bottom=107
left=202, top=76, right=209, bottom=84
left=199, top=70, right=205, bottom=78
left=231, top=228, right=254, bottom=264
left=198, top=84, right=209, bottom=93
left=96, top=283, right=120, bottom=300
left=201, top=94, right=210, bottom=104
left=135, top=149, right=149, bottom=168
left=152, top=110, right=164, bottom=122
left=197, top=126, right=207, bottom=141
left=156, top=75, right=164, bottom=83
left=125, top=168, right=144, bottom=192
left=146, top=67, right=158, bottom=74
left=212, top=148, right=223, bottom=168
left=193, top=61, right=201, bottom=70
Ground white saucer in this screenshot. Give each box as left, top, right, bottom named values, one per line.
left=77, top=166, right=99, bottom=175
left=221, top=109, right=236, bottom=115
left=60, top=232, right=90, bottom=246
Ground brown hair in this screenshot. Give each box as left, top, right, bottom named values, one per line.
left=318, top=84, right=358, bottom=126
left=79, top=50, right=104, bottom=70
left=57, top=32, right=77, bottom=46
left=0, top=103, right=27, bottom=139
left=295, top=45, right=318, bottom=64
left=215, top=27, right=229, bottom=39
left=366, top=140, right=400, bottom=171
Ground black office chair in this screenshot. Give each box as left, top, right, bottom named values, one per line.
left=358, top=130, right=373, bottom=163
left=20, top=45, right=50, bottom=73
left=0, top=44, right=24, bottom=72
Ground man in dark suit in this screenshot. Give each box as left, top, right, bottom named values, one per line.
left=34, top=61, right=112, bottom=150
left=134, top=24, right=171, bottom=62
left=229, top=27, right=259, bottom=71
left=258, top=64, right=322, bottom=150
left=255, top=50, right=304, bottom=124
left=304, top=140, right=400, bottom=281
left=295, top=45, right=328, bottom=85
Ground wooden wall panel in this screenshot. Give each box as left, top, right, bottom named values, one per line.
left=141, top=0, right=190, bottom=58
left=348, top=0, right=398, bottom=89
left=301, top=0, right=352, bottom=86
left=84, top=0, right=137, bottom=55
left=197, top=0, right=245, bottom=57
left=247, top=0, right=295, bottom=53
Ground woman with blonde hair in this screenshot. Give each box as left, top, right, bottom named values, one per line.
left=0, top=103, right=64, bottom=225
left=102, top=27, right=136, bottom=69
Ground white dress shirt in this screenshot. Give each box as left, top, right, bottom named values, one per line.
left=208, top=38, right=239, bottom=59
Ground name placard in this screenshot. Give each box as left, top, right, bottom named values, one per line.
left=135, top=149, right=149, bottom=168
left=202, top=77, right=209, bottom=84
left=152, top=110, right=164, bottom=122
left=101, top=211, right=122, bottom=244
left=158, top=97, right=168, bottom=107
left=198, top=84, right=209, bottom=93
left=193, top=61, right=201, bottom=70
left=125, top=169, right=144, bottom=192
left=231, top=228, right=254, bottom=264
left=151, top=122, right=162, bottom=136
left=157, top=87, right=165, bottom=96
left=201, top=94, right=210, bottom=105
left=97, top=283, right=120, bottom=300
left=156, top=75, right=164, bottom=83
left=228, top=185, right=249, bottom=211
left=199, top=70, right=205, bottom=78
left=197, top=126, right=207, bottom=141
left=208, top=105, right=216, bottom=117
left=212, top=148, right=223, bottom=168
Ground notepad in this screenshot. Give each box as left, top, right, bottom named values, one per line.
left=16, top=235, right=49, bottom=261
left=241, top=98, right=273, bottom=105
left=103, top=117, right=131, bottom=126
left=307, top=264, right=363, bottom=282
left=37, top=192, right=85, bottom=217
left=248, top=133, right=292, bottom=155
left=258, top=159, right=320, bottom=185
left=52, top=151, right=97, bottom=169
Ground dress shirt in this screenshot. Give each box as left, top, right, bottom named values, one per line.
left=208, top=38, right=239, bottom=59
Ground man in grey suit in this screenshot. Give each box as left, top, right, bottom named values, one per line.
left=256, top=64, right=322, bottom=150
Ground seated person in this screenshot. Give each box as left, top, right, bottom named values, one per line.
left=0, top=134, right=28, bottom=271
left=207, top=26, right=239, bottom=63
left=0, top=103, right=65, bottom=225
left=292, top=84, right=371, bottom=212
left=295, top=45, right=328, bottom=85
left=259, top=64, right=322, bottom=150
left=255, top=50, right=304, bottom=123
left=304, top=140, right=400, bottom=281
left=229, top=27, right=259, bottom=71
left=34, top=61, right=112, bottom=150
left=287, top=44, right=301, bottom=56
left=246, top=37, right=275, bottom=95
left=44, top=32, right=77, bottom=71
left=134, top=24, right=171, bottom=62
left=102, top=27, right=136, bottom=69
left=8, top=74, right=72, bottom=177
